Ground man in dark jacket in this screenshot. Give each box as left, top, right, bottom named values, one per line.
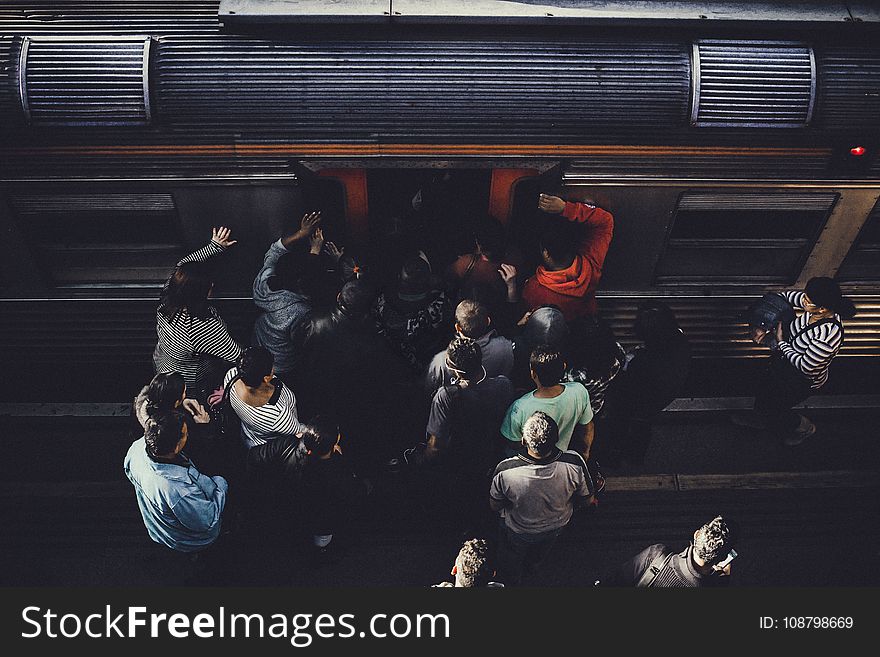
left=596, top=515, right=737, bottom=587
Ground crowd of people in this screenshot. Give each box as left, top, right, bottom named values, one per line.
left=123, top=185, right=857, bottom=587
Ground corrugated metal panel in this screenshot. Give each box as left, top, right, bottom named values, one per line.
left=817, top=47, right=880, bottom=129
left=564, top=153, right=832, bottom=179
left=9, top=193, right=174, bottom=213
left=155, top=37, right=691, bottom=140
left=692, top=41, right=815, bottom=128
left=20, top=36, right=152, bottom=126
left=0, top=2, right=220, bottom=35
left=598, top=295, right=880, bottom=358
left=677, top=191, right=837, bottom=211
left=0, top=35, right=21, bottom=124
left=0, top=297, right=876, bottom=366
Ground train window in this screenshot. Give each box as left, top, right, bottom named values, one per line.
left=10, top=193, right=182, bottom=289
left=656, top=191, right=837, bottom=284
left=837, top=200, right=880, bottom=282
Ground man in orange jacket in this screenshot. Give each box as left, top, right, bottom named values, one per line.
left=521, top=194, right=614, bottom=321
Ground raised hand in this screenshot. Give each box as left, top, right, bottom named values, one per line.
left=538, top=194, right=566, bottom=214
left=324, top=241, right=344, bottom=262
left=299, top=211, right=322, bottom=235
left=498, top=263, right=517, bottom=284
left=182, top=398, right=210, bottom=424
left=211, top=226, right=237, bottom=248
left=309, top=227, right=325, bottom=255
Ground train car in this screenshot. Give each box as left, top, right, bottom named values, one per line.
left=1, top=0, right=879, bottom=399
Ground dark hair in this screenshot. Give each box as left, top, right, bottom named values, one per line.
left=159, top=261, right=214, bottom=321
left=269, top=249, right=314, bottom=295
left=804, top=277, right=857, bottom=319
left=530, top=344, right=565, bottom=387
left=521, top=411, right=558, bottom=455
left=540, top=221, right=576, bottom=267
left=338, top=252, right=367, bottom=285
left=301, top=416, right=340, bottom=458
left=144, top=372, right=185, bottom=417
left=635, top=300, right=682, bottom=347
left=522, top=306, right=568, bottom=349
left=455, top=538, right=494, bottom=587
left=455, top=299, right=490, bottom=338
left=144, top=411, right=186, bottom=459
left=693, top=516, right=736, bottom=564
left=338, top=279, right=376, bottom=318
left=566, top=318, right=622, bottom=379
left=446, top=336, right=482, bottom=378
left=473, top=216, right=505, bottom=261
left=398, top=254, right=432, bottom=295
left=238, top=346, right=273, bottom=388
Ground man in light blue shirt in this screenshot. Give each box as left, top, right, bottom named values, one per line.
left=124, top=411, right=228, bottom=553
left=501, top=344, right=594, bottom=460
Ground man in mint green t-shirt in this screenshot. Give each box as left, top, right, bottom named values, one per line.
left=501, top=345, right=594, bottom=459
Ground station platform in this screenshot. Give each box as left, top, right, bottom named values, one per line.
left=1, top=405, right=877, bottom=587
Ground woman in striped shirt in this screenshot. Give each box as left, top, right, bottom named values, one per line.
left=223, top=346, right=306, bottom=482
left=754, top=277, right=856, bottom=446
left=153, top=227, right=243, bottom=400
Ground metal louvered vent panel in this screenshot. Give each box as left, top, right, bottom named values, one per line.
left=20, top=37, right=152, bottom=126
left=677, top=191, right=838, bottom=211
left=9, top=193, right=175, bottom=214
left=155, top=38, right=691, bottom=138
left=817, top=47, right=880, bottom=129
left=692, top=41, right=815, bottom=128
left=0, top=36, right=21, bottom=123
left=564, top=153, right=832, bottom=179
left=0, top=2, right=221, bottom=35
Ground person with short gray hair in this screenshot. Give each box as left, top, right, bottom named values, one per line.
left=433, top=538, right=504, bottom=588
left=490, top=411, right=594, bottom=584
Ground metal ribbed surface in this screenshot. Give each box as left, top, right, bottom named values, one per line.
left=677, top=191, right=837, bottom=211
left=156, top=37, right=690, bottom=139
left=9, top=193, right=174, bottom=213
left=817, top=47, right=880, bottom=130
left=0, top=2, right=220, bottom=35
left=1, top=297, right=877, bottom=366
left=838, top=198, right=880, bottom=282
left=20, top=36, right=152, bottom=126
left=564, top=153, right=832, bottom=179
left=692, top=41, right=815, bottom=128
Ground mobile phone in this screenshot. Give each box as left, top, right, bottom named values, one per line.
left=712, top=549, right=738, bottom=571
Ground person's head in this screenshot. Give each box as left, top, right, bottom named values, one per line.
left=238, top=346, right=274, bottom=388
left=301, top=416, right=342, bottom=459
left=804, top=277, right=857, bottom=319
left=473, top=216, right=505, bottom=262
left=270, top=249, right=315, bottom=295
left=521, top=411, right=558, bottom=456
left=446, top=336, right=483, bottom=382
left=337, top=279, right=376, bottom=319
left=144, top=411, right=187, bottom=459
left=540, top=222, right=576, bottom=270
left=522, top=306, right=568, bottom=349
left=566, top=317, right=621, bottom=379
left=452, top=538, right=494, bottom=587
left=144, top=372, right=186, bottom=417
left=159, top=261, right=214, bottom=321
left=398, top=253, right=433, bottom=299
left=529, top=344, right=566, bottom=388
left=634, top=300, right=682, bottom=348
left=338, top=252, right=368, bottom=285
left=455, top=299, right=491, bottom=338
left=692, top=515, right=736, bottom=568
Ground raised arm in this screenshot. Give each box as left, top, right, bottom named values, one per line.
left=538, top=194, right=614, bottom=271
left=177, top=226, right=237, bottom=267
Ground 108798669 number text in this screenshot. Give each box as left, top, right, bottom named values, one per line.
left=782, top=617, right=853, bottom=629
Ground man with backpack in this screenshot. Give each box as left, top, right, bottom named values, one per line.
left=595, top=515, right=737, bottom=587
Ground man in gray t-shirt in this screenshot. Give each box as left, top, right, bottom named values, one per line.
left=490, top=411, right=593, bottom=584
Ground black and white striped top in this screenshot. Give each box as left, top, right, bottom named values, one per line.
left=223, top=367, right=300, bottom=449
left=776, top=291, right=844, bottom=389
left=154, top=241, right=242, bottom=392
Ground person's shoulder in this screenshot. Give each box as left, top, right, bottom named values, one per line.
left=223, top=367, right=240, bottom=384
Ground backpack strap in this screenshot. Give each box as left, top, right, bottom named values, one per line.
left=788, top=317, right=843, bottom=344
left=636, top=550, right=675, bottom=588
